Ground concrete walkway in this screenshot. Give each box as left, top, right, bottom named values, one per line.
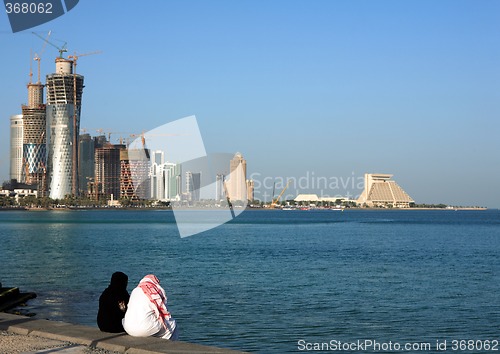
left=0, top=312, right=243, bottom=353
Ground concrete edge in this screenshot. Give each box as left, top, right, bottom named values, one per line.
left=0, top=312, right=245, bottom=353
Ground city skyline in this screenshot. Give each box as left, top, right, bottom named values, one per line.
left=1, top=1, right=499, bottom=207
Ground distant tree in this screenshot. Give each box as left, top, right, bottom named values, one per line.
left=0, top=195, right=15, bottom=206
left=120, top=198, right=132, bottom=207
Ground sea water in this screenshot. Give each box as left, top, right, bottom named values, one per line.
left=0, top=209, right=499, bottom=353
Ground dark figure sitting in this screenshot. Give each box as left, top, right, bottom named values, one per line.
left=97, top=271, right=130, bottom=332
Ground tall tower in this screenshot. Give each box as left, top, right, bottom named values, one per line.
left=78, top=133, right=94, bottom=194
left=46, top=57, right=84, bottom=199
left=150, top=150, right=165, bottom=200
left=215, top=174, right=225, bottom=201
left=9, top=114, right=24, bottom=182
left=21, top=80, right=46, bottom=191
left=94, top=144, right=123, bottom=200
left=185, top=171, right=201, bottom=201
left=226, top=152, right=247, bottom=202
left=246, top=179, right=254, bottom=201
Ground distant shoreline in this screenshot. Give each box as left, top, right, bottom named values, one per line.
left=0, top=206, right=490, bottom=212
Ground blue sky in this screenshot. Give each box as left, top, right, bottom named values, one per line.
left=1, top=1, right=499, bottom=207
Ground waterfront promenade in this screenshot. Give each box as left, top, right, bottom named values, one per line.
left=0, top=312, right=242, bottom=353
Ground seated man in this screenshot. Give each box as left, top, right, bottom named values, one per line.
left=122, top=274, right=178, bottom=340
left=97, top=272, right=130, bottom=333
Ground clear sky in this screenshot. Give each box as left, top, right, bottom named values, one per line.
left=1, top=0, right=499, bottom=207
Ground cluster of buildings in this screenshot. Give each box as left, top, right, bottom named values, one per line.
left=6, top=52, right=254, bottom=204
left=5, top=47, right=414, bottom=208
left=9, top=55, right=82, bottom=200
left=294, top=173, right=415, bottom=208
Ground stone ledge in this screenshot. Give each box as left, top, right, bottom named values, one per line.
left=0, top=312, right=243, bottom=353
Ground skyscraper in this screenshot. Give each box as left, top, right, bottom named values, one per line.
left=246, top=179, right=254, bottom=201
left=215, top=174, right=225, bottom=201
left=46, top=57, right=84, bottom=199
left=78, top=133, right=94, bottom=194
left=185, top=171, right=201, bottom=201
left=150, top=150, right=165, bottom=199
left=121, top=147, right=151, bottom=201
left=149, top=150, right=181, bottom=201
left=94, top=144, right=123, bottom=200
left=226, top=152, right=247, bottom=202
left=165, top=163, right=181, bottom=201
left=21, top=81, right=46, bottom=189
left=9, top=114, right=23, bottom=182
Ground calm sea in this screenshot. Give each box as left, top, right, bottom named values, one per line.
left=0, top=209, right=499, bottom=353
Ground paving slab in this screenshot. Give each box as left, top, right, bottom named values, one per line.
left=91, top=333, right=154, bottom=353
left=1, top=330, right=77, bottom=353
left=124, top=339, right=238, bottom=354
left=0, top=313, right=245, bottom=353
left=30, top=344, right=89, bottom=353
left=3, top=317, right=71, bottom=336
left=30, top=324, right=99, bottom=346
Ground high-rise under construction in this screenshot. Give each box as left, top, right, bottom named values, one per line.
left=46, top=57, right=84, bottom=199
left=21, top=77, right=47, bottom=195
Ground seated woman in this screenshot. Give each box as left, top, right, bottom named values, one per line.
left=97, top=272, right=130, bottom=333
left=122, top=274, right=178, bottom=340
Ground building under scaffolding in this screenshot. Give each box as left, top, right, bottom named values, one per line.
left=121, top=148, right=151, bottom=200
left=94, top=144, right=123, bottom=201
left=21, top=82, right=47, bottom=196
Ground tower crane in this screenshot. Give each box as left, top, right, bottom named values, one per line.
left=67, top=51, right=102, bottom=71
left=33, top=30, right=51, bottom=84
left=32, top=31, right=67, bottom=58
left=129, top=132, right=150, bottom=159
left=129, top=131, right=181, bottom=158
left=98, top=131, right=132, bottom=143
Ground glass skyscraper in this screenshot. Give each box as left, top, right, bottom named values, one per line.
left=46, top=58, right=84, bottom=199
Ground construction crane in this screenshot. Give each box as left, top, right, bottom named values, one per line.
left=101, top=131, right=132, bottom=143
left=32, top=31, right=67, bottom=58
left=67, top=51, right=102, bottom=70
left=129, top=132, right=150, bottom=159
left=129, top=132, right=180, bottom=145
left=129, top=131, right=181, bottom=158
left=270, top=180, right=290, bottom=209
left=33, top=30, right=51, bottom=84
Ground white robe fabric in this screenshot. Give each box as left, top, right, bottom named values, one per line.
left=122, top=286, right=177, bottom=339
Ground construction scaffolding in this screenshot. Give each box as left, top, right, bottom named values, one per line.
left=120, top=148, right=150, bottom=201
left=94, top=144, right=123, bottom=201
